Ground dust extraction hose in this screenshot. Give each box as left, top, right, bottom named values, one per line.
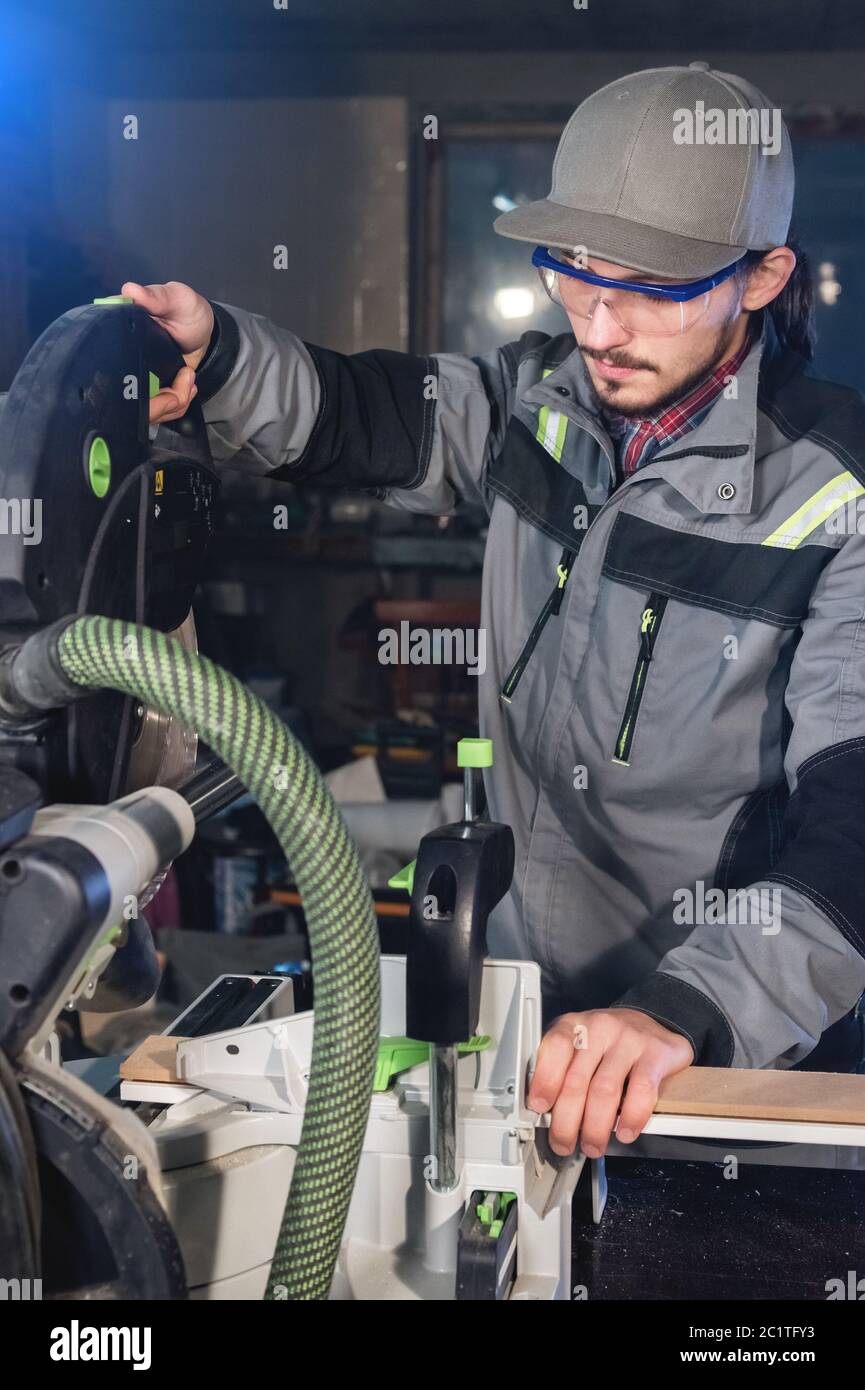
left=47, top=614, right=380, bottom=1300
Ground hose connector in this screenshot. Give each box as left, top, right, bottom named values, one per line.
left=0, top=616, right=87, bottom=720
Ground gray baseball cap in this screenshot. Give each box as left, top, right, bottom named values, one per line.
left=494, top=61, right=794, bottom=279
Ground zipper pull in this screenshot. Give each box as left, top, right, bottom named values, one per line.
left=611, top=592, right=668, bottom=766
left=640, top=606, right=655, bottom=659
left=500, top=547, right=575, bottom=703
left=551, top=561, right=571, bottom=615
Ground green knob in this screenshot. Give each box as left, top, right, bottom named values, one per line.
left=87, top=436, right=111, bottom=498
left=92, top=295, right=133, bottom=305
left=457, top=737, right=493, bottom=769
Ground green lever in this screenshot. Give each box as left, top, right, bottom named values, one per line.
left=388, top=859, right=416, bottom=893
left=374, top=1034, right=491, bottom=1092
left=476, top=1190, right=517, bottom=1238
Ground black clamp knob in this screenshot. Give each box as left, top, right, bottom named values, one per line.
left=406, top=820, right=515, bottom=1046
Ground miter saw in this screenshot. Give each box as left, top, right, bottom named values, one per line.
left=0, top=298, right=582, bottom=1301
left=0, top=294, right=226, bottom=1295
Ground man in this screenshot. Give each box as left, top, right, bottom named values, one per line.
left=128, top=62, right=865, bottom=1161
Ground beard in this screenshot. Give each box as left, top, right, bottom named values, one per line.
left=580, top=317, right=745, bottom=420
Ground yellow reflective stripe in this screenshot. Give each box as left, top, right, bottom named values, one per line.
left=762, top=472, right=865, bottom=550
left=544, top=410, right=567, bottom=461
left=535, top=369, right=568, bottom=462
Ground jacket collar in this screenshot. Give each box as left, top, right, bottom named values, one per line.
left=520, top=310, right=786, bottom=516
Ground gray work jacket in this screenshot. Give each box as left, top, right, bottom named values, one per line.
left=195, top=300, right=865, bottom=1070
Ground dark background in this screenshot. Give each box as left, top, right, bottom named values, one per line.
left=2, top=0, right=863, bottom=754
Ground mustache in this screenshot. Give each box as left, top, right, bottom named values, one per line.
left=580, top=346, right=657, bottom=372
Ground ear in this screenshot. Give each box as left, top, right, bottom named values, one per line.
left=740, top=246, right=797, bottom=312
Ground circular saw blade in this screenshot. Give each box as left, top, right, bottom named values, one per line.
left=125, top=609, right=199, bottom=792
left=15, top=1055, right=186, bottom=1298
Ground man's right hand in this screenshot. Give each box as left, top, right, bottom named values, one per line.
left=121, top=280, right=214, bottom=425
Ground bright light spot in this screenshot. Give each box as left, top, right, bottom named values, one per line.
left=492, top=193, right=517, bottom=213
left=818, top=262, right=841, bottom=306
left=818, top=279, right=842, bottom=306
left=493, top=286, right=534, bottom=319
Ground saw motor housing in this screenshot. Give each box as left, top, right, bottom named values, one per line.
left=0, top=302, right=219, bottom=1022
left=0, top=300, right=218, bottom=806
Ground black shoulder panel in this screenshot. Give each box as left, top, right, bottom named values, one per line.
left=273, top=342, right=437, bottom=492
left=759, top=350, right=865, bottom=489
left=766, top=737, right=865, bottom=960
left=602, top=512, right=833, bottom=629
left=488, top=417, right=601, bottom=550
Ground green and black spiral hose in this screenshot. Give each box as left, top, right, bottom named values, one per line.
left=2, top=614, right=381, bottom=1300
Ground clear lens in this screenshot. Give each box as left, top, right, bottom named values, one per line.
left=539, top=266, right=709, bottom=337
left=538, top=266, right=559, bottom=302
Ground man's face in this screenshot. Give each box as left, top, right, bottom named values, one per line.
left=563, top=255, right=748, bottom=418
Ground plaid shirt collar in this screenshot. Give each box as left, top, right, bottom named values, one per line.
left=603, top=323, right=756, bottom=481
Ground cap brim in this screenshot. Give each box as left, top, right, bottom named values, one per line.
left=494, top=199, right=747, bottom=280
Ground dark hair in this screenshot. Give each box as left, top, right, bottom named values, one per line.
left=737, top=235, right=816, bottom=361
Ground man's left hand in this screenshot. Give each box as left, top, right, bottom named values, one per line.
left=527, top=1008, right=695, bottom=1157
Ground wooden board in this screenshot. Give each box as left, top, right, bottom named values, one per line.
left=119, top=1034, right=187, bottom=1085
left=118, top=1041, right=865, bottom=1126
left=656, top=1067, right=865, bottom=1125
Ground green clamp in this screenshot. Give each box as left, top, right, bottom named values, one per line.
left=374, top=1034, right=491, bottom=1092
left=92, top=295, right=134, bottom=305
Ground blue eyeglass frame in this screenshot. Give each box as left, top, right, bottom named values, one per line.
left=531, top=245, right=749, bottom=302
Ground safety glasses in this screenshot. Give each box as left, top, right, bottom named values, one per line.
left=532, top=245, right=749, bottom=337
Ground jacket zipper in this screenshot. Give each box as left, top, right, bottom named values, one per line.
left=500, top=547, right=575, bottom=704
left=611, top=592, right=668, bottom=766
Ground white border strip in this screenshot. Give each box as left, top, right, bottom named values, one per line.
left=644, top=1112, right=865, bottom=1148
